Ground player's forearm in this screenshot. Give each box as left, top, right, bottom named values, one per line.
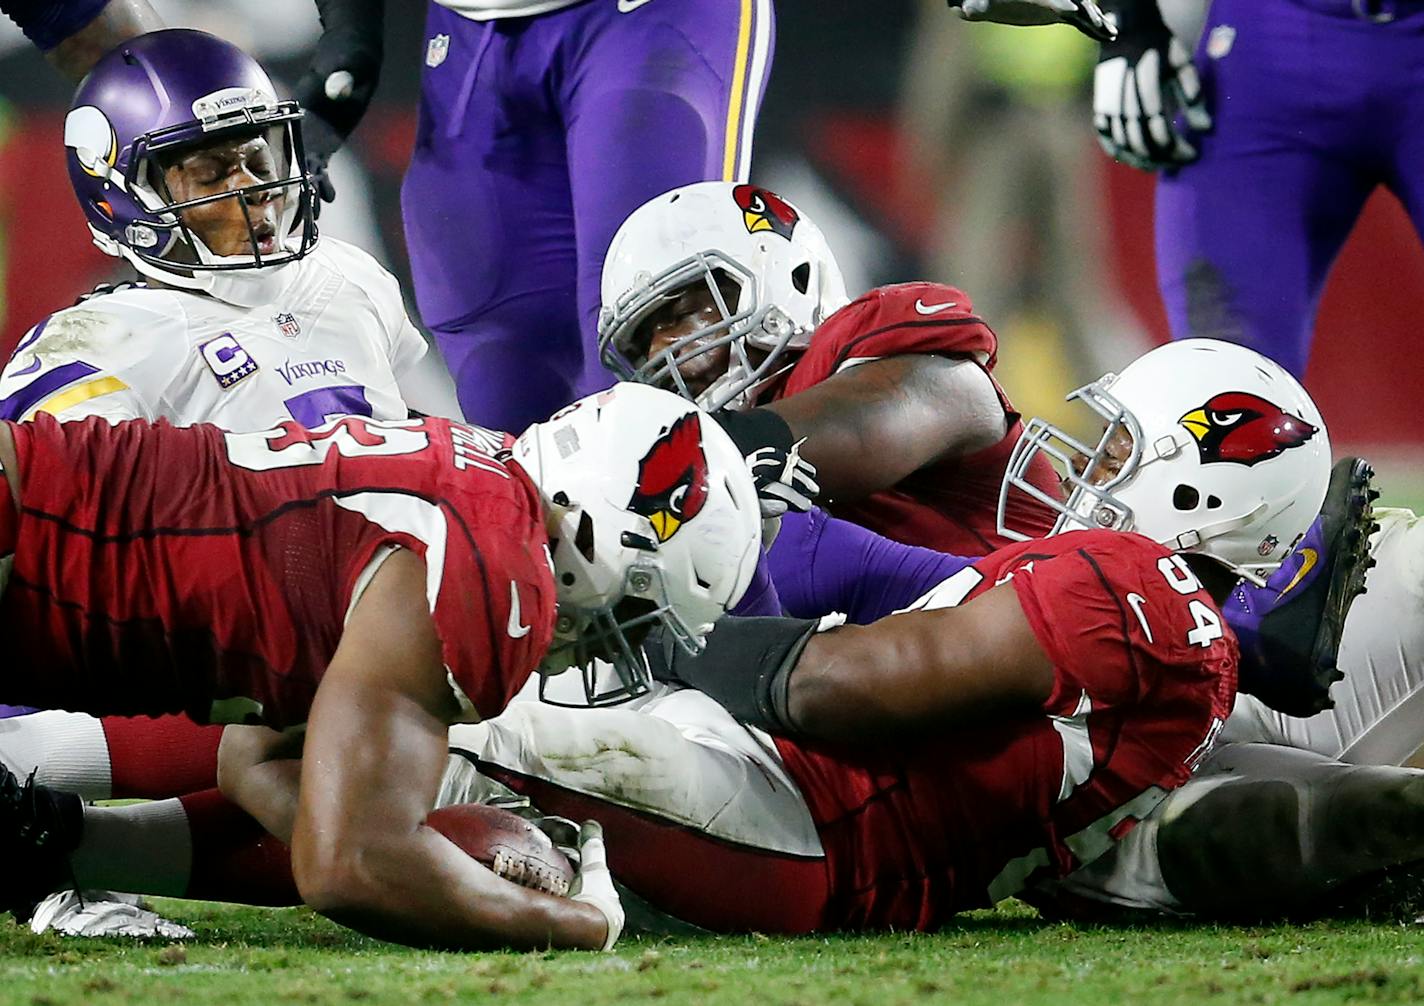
left=294, top=825, right=608, bottom=951
left=44, top=0, right=162, bottom=80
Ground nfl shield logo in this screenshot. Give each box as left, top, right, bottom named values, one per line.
left=426, top=34, right=450, bottom=68
left=274, top=312, right=301, bottom=339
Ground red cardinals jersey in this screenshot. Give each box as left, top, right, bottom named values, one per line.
left=0, top=413, right=554, bottom=729
left=772, top=282, right=1061, bottom=556
left=775, top=529, right=1238, bottom=930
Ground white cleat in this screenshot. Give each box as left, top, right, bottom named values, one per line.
left=29, top=890, right=194, bottom=939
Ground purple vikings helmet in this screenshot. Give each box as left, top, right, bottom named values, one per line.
left=63, top=29, right=318, bottom=298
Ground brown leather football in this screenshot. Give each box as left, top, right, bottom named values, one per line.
left=427, top=804, right=575, bottom=897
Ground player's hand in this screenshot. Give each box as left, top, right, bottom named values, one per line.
left=293, top=3, right=384, bottom=204
left=747, top=440, right=819, bottom=519
left=1093, top=1, right=1211, bottom=171
left=567, top=821, right=624, bottom=951
left=949, top=0, right=1117, bottom=43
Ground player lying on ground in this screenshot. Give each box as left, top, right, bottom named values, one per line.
left=451, top=342, right=1419, bottom=925
left=3, top=339, right=1334, bottom=932
left=0, top=179, right=1374, bottom=930
left=600, top=188, right=1424, bottom=916
left=600, top=181, right=1360, bottom=718
left=11, top=342, right=1409, bottom=926
left=601, top=181, right=1424, bottom=764
left=0, top=385, right=762, bottom=949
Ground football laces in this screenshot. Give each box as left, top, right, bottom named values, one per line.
left=491, top=848, right=572, bottom=898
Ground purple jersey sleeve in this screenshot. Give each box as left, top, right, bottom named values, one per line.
left=766, top=507, right=978, bottom=623
left=2, top=0, right=107, bottom=49
left=729, top=549, right=785, bottom=617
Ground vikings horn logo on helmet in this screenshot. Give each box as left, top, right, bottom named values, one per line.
left=627, top=413, right=710, bottom=542
left=732, top=184, right=799, bottom=240
left=1179, top=392, right=1318, bottom=467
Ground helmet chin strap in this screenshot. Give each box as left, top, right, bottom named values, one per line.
left=1160, top=500, right=1273, bottom=585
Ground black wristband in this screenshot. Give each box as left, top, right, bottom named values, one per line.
left=710, top=407, right=794, bottom=458
left=647, top=616, right=818, bottom=737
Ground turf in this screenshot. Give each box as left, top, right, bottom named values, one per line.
left=2, top=900, right=1423, bottom=1006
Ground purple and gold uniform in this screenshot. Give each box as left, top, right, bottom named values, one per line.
left=402, top=0, right=774, bottom=432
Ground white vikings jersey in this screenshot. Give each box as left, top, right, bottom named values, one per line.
left=0, top=238, right=457, bottom=430
left=435, top=0, right=582, bottom=21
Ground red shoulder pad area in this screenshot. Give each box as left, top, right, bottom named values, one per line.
left=996, top=530, right=1239, bottom=719
left=778, top=282, right=999, bottom=399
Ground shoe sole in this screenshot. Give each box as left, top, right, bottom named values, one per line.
left=1304, top=457, right=1381, bottom=707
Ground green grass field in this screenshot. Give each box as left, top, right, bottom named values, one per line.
left=3, top=900, right=1423, bottom=1006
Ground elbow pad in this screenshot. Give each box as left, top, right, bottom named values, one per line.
left=645, top=616, right=819, bottom=737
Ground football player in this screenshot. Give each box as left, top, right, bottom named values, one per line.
left=600, top=180, right=1359, bottom=718
left=1092, top=0, right=1424, bottom=379
left=7, top=29, right=459, bottom=433
left=0, top=383, right=763, bottom=949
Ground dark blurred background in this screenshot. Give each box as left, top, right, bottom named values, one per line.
left=2, top=0, right=1421, bottom=488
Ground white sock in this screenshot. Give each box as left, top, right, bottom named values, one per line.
left=70, top=799, right=192, bottom=898
left=0, top=711, right=111, bottom=800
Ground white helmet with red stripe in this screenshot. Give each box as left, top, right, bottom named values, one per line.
left=598, top=181, right=848, bottom=411
left=512, top=383, right=761, bottom=705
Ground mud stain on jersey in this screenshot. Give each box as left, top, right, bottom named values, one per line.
left=31, top=310, right=121, bottom=359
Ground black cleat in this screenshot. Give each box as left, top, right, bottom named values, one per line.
left=1225, top=457, right=1380, bottom=717
left=0, top=764, right=83, bottom=922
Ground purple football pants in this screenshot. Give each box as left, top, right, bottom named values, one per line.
left=401, top=0, right=774, bottom=431
left=1155, top=0, right=1424, bottom=376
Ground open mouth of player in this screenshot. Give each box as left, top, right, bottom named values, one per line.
left=252, top=220, right=279, bottom=257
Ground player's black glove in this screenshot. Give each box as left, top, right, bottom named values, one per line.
left=949, top=0, right=1117, bottom=43
left=1093, top=0, right=1211, bottom=171
left=293, top=0, right=385, bottom=205
left=711, top=407, right=820, bottom=518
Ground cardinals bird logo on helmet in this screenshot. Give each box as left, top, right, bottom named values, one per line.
left=1179, top=392, right=1318, bottom=467
left=626, top=413, right=709, bottom=542
left=732, top=184, right=799, bottom=240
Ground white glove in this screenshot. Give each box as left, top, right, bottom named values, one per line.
left=746, top=439, right=820, bottom=518
left=567, top=821, right=624, bottom=951
left=1093, top=2, right=1212, bottom=170
left=951, top=0, right=1117, bottom=42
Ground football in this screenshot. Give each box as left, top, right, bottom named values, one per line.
left=427, top=804, right=576, bottom=897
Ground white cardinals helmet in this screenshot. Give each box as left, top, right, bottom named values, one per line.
left=598, top=181, right=848, bottom=411
left=999, top=339, right=1331, bottom=584
left=512, top=383, right=762, bottom=704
